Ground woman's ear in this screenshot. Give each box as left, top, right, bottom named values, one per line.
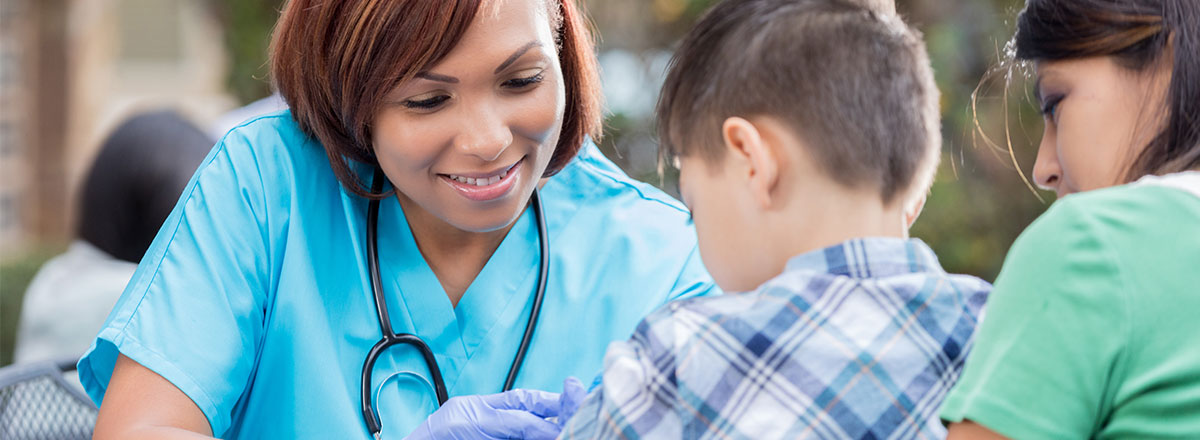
left=722, top=117, right=780, bottom=209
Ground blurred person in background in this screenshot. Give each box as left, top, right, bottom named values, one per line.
left=13, top=110, right=213, bottom=364
left=942, top=0, right=1200, bottom=437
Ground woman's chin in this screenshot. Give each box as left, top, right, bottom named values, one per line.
left=442, top=203, right=529, bottom=234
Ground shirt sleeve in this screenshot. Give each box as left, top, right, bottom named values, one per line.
left=77, top=128, right=277, bottom=437
left=560, top=309, right=683, bottom=439
left=939, top=196, right=1129, bottom=438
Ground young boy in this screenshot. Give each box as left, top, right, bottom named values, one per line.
left=558, top=0, right=991, bottom=437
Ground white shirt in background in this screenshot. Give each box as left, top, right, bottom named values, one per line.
left=14, top=240, right=137, bottom=364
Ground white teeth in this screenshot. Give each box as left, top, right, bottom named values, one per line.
left=449, top=174, right=497, bottom=186
left=447, top=162, right=516, bottom=187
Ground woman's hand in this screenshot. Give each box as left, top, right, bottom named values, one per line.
left=555, top=377, right=587, bottom=428
left=405, top=378, right=587, bottom=440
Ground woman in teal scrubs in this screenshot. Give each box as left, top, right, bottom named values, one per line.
left=82, top=0, right=715, bottom=438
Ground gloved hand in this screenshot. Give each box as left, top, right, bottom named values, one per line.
left=404, top=378, right=590, bottom=440
left=554, top=377, right=587, bottom=429
left=404, top=388, right=562, bottom=440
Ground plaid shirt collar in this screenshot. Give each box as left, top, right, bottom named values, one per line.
left=783, top=237, right=945, bottom=279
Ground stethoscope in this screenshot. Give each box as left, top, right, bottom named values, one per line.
left=359, top=168, right=550, bottom=439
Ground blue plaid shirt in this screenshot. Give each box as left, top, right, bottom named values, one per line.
left=560, top=238, right=990, bottom=439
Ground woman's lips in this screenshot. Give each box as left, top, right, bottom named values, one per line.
left=440, top=158, right=523, bottom=202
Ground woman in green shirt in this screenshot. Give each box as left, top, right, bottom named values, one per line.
left=941, top=0, right=1200, bottom=438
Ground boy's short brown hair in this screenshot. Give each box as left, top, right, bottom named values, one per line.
left=658, top=0, right=940, bottom=204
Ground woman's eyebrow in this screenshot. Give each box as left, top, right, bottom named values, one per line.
left=1032, top=67, right=1063, bottom=102
left=414, top=41, right=543, bottom=83
left=416, top=72, right=460, bottom=83
left=495, top=41, right=543, bottom=74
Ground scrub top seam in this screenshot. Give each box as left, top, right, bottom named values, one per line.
left=106, top=118, right=275, bottom=429
left=572, top=154, right=689, bottom=215
left=110, top=138, right=232, bottom=338
left=217, top=111, right=293, bottom=141
left=91, top=136, right=234, bottom=430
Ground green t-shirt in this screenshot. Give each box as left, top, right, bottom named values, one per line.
left=941, top=176, right=1200, bottom=438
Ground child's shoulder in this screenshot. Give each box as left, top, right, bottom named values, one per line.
left=635, top=256, right=990, bottom=356
left=650, top=260, right=990, bottom=324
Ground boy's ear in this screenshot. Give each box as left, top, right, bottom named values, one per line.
left=722, top=117, right=779, bottom=209
left=904, top=193, right=927, bottom=228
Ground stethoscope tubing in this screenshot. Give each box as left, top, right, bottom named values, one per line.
left=503, top=179, right=549, bottom=391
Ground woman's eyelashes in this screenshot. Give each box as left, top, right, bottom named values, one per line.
left=400, top=72, right=545, bottom=111
left=503, top=72, right=545, bottom=89
left=1040, top=94, right=1064, bottom=121
left=403, top=94, right=450, bottom=110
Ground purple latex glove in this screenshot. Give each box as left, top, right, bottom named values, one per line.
left=555, top=377, right=587, bottom=429
left=404, top=388, right=562, bottom=440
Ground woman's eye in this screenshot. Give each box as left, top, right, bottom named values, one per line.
left=503, top=72, right=545, bottom=89
left=1040, top=95, right=1064, bottom=121
left=403, top=95, right=449, bottom=110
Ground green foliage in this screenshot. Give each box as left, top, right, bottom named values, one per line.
left=900, top=0, right=1049, bottom=280
left=210, top=0, right=282, bottom=104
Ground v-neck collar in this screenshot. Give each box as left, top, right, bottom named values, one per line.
left=373, top=196, right=539, bottom=368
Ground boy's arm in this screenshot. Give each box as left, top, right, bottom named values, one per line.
left=559, top=312, right=682, bottom=439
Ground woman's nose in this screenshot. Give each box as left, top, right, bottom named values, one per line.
left=1031, top=134, right=1062, bottom=191
left=455, top=106, right=513, bottom=162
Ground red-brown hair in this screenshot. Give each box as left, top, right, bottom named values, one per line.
left=270, top=0, right=603, bottom=199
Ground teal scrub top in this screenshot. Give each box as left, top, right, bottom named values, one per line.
left=78, top=111, right=718, bottom=439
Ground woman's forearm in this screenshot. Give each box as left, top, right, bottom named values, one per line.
left=94, top=426, right=217, bottom=440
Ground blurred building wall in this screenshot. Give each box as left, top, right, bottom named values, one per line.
left=1, top=0, right=235, bottom=262
left=0, top=0, right=30, bottom=258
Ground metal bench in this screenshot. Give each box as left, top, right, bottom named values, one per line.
left=0, top=358, right=97, bottom=440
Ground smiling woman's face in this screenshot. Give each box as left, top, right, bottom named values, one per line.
left=1031, top=56, right=1170, bottom=198
left=372, top=0, right=565, bottom=233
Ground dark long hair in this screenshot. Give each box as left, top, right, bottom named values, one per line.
left=1013, top=0, right=1200, bottom=181
left=78, top=111, right=214, bottom=263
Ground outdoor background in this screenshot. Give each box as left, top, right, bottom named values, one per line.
left=0, top=0, right=1046, bottom=366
